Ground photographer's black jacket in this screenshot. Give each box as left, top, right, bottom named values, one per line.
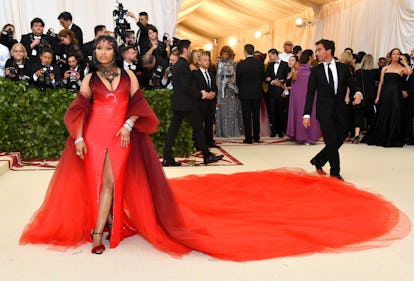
left=5, top=58, right=31, bottom=81
left=20, top=33, right=59, bottom=61
left=30, top=61, right=62, bottom=88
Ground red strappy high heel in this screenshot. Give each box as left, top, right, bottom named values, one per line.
left=90, top=230, right=105, bottom=254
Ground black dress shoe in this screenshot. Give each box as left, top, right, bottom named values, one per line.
left=162, top=159, right=182, bottom=167
left=243, top=139, right=253, bottom=144
left=278, top=132, right=284, bottom=138
left=203, top=154, right=224, bottom=165
left=270, top=133, right=276, bottom=138
left=310, top=159, right=327, bottom=175
left=330, top=174, right=344, bottom=181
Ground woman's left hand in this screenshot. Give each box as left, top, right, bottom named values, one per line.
left=115, top=127, right=131, bottom=148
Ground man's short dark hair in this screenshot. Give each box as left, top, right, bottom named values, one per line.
left=268, top=48, right=278, bottom=55
left=94, top=25, right=106, bottom=36
left=344, top=47, right=353, bottom=54
left=139, top=11, right=148, bottom=17
left=31, top=18, right=45, bottom=28
left=315, top=39, right=335, bottom=57
left=244, top=44, right=254, bottom=55
left=39, top=47, right=53, bottom=56
left=57, top=12, right=72, bottom=21
left=177, top=39, right=191, bottom=54
left=378, top=57, right=386, bottom=61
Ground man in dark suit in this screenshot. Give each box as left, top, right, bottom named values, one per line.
left=162, top=40, right=223, bottom=166
left=402, top=48, right=414, bottom=144
left=30, top=47, right=62, bottom=89
left=82, top=25, right=107, bottom=72
left=303, top=39, right=362, bottom=180
left=193, top=51, right=219, bottom=148
left=58, top=12, right=83, bottom=46
left=20, top=18, right=59, bottom=62
left=265, top=48, right=290, bottom=137
left=236, top=44, right=265, bottom=143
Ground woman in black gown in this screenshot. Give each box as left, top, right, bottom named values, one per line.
left=364, top=48, right=413, bottom=147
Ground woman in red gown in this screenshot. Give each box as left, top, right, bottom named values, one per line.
left=20, top=36, right=409, bottom=261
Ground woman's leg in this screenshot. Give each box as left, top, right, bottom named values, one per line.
left=92, top=151, right=114, bottom=249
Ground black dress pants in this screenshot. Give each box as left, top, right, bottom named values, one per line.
left=163, top=110, right=211, bottom=161
left=241, top=98, right=260, bottom=142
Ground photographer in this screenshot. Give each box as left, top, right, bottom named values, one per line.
left=118, top=30, right=137, bottom=52
left=128, top=11, right=150, bottom=53
left=20, top=18, right=59, bottom=62
left=141, top=53, right=168, bottom=90
left=120, top=45, right=143, bottom=85
left=31, top=47, right=62, bottom=89
left=5, top=43, right=31, bottom=81
left=140, top=25, right=168, bottom=61
left=0, top=24, right=18, bottom=50
left=62, top=54, right=85, bottom=90
left=57, top=29, right=84, bottom=70
left=57, top=11, right=83, bottom=46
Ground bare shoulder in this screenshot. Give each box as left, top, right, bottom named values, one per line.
left=79, top=73, right=93, bottom=98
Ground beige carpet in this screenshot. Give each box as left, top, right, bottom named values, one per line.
left=0, top=138, right=413, bottom=281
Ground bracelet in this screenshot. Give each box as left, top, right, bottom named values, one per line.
left=74, top=137, right=84, bottom=145
left=123, top=123, right=132, bottom=132
left=125, top=119, right=134, bottom=128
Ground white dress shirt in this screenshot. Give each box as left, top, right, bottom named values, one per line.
left=0, top=43, right=11, bottom=77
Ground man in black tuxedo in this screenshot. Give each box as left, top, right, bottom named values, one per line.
left=193, top=51, right=219, bottom=148
left=303, top=39, right=362, bottom=180
left=236, top=44, right=264, bottom=144
left=30, top=47, right=62, bottom=89
left=128, top=11, right=150, bottom=55
left=162, top=40, right=223, bottom=166
left=58, top=11, right=83, bottom=46
left=265, top=48, right=290, bottom=137
left=402, top=48, right=414, bottom=144
left=20, top=18, right=59, bottom=62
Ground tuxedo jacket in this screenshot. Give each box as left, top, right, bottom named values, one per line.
left=82, top=39, right=95, bottom=59
left=30, top=62, right=62, bottom=87
left=193, top=68, right=218, bottom=111
left=403, top=66, right=414, bottom=96
left=20, top=33, right=59, bottom=60
left=304, top=61, right=360, bottom=120
left=171, top=57, right=201, bottom=111
left=236, top=56, right=264, bottom=100
left=265, top=60, right=290, bottom=96
left=70, top=23, right=83, bottom=46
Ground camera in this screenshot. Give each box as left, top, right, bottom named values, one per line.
left=46, top=28, right=57, bottom=38
left=113, top=1, right=131, bottom=40
left=68, top=70, right=78, bottom=89
left=150, top=64, right=164, bottom=89
left=8, top=66, right=17, bottom=76
left=38, top=66, right=52, bottom=86
left=1, top=28, right=13, bottom=41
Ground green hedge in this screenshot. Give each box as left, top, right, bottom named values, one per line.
left=0, top=78, right=193, bottom=159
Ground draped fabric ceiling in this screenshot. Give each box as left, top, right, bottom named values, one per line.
left=176, top=0, right=414, bottom=62
left=176, top=0, right=335, bottom=58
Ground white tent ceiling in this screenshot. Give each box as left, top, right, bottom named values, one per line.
left=176, top=0, right=336, bottom=47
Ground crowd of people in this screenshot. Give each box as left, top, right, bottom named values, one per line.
left=1, top=11, right=414, bottom=151
left=0, top=11, right=174, bottom=90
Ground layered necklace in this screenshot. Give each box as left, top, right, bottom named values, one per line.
left=98, top=64, right=119, bottom=83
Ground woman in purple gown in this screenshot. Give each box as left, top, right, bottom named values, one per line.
left=286, top=49, right=320, bottom=144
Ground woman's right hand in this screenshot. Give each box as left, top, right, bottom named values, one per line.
left=75, top=141, right=87, bottom=160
